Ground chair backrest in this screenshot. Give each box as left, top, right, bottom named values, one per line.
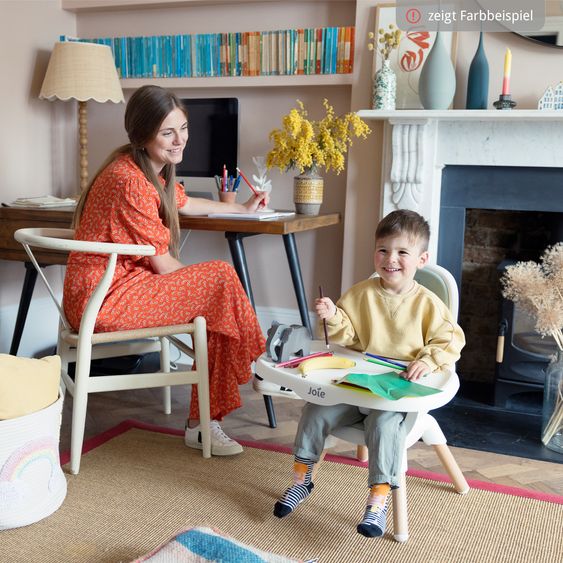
left=14, top=228, right=155, bottom=333
left=370, top=263, right=459, bottom=320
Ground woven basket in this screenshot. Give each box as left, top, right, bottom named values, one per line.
left=293, top=172, right=324, bottom=215
left=0, top=395, right=67, bottom=530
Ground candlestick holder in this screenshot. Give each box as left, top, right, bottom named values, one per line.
left=493, top=94, right=516, bottom=110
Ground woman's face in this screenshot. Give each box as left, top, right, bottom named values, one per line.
left=144, top=107, right=188, bottom=174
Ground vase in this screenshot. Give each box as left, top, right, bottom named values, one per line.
left=542, top=349, right=563, bottom=454
left=293, top=169, right=323, bottom=215
left=466, top=32, right=489, bottom=109
left=418, top=31, right=456, bottom=110
left=372, top=59, right=397, bottom=110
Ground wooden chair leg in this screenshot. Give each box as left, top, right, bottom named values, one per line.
left=311, top=450, right=327, bottom=481
left=356, top=445, right=368, bottom=462
left=432, top=443, right=469, bottom=494
left=392, top=472, right=409, bottom=543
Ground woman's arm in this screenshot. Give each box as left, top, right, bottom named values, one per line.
left=149, top=251, right=185, bottom=275
left=179, top=192, right=268, bottom=216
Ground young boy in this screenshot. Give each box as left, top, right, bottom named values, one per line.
left=273, top=210, right=465, bottom=538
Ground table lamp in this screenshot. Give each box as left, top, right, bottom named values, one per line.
left=39, top=41, right=124, bottom=192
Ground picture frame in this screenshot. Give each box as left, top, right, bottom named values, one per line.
left=374, top=3, right=458, bottom=109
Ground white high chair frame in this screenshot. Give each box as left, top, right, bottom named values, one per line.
left=14, top=227, right=211, bottom=474
left=255, top=264, right=469, bottom=542
left=325, top=264, right=469, bottom=542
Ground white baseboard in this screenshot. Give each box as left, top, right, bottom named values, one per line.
left=255, top=306, right=315, bottom=335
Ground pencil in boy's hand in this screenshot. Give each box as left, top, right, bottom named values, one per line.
left=319, top=285, right=330, bottom=350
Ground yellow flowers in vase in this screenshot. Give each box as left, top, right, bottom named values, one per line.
left=266, top=99, right=371, bottom=176
left=368, top=24, right=402, bottom=62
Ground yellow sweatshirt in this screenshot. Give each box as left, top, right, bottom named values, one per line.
left=324, top=277, right=465, bottom=372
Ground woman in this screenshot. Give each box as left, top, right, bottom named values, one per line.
left=63, top=85, right=267, bottom=456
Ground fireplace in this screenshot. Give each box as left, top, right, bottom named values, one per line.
left=437, top=165, right=563, bottom=395
left=357, top=109, right=563, bottom=404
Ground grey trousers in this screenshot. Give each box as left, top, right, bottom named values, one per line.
left=293, top=402, right=407, bottom=487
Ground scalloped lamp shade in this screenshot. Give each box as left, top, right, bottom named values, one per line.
left=39, top=41, right=123, bottom=103
left=39, top=41, right=124, bottom=193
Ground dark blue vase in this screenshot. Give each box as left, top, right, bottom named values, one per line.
left=466, top=32, right=489, bottom=109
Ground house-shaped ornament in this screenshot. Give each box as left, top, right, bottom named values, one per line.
left=538, top=86, right=554, bottom=110
left=554, top=82, right=563, bottom=110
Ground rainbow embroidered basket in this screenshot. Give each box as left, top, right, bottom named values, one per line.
left=0, top=394, right=67, bottom=530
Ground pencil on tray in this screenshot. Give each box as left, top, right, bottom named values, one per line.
left=319, top=285, right=330, bottom=350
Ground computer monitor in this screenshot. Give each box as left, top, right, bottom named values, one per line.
left=176, top=97, right=239, bottom=178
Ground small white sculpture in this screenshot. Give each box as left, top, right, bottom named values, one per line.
left=251, top=156, right=273, bottom=211
left=538, top=82, right=563, bottom=110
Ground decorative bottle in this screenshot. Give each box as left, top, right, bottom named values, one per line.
left=372, top=59, right=397, bottom=110
left=466, top=32, right=489, bottom=109
left=418, top=31, right=456, bottom=110
left=542, top=350, right=563, bottom=454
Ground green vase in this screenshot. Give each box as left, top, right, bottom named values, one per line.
left=372, top=59, right=397, bottom=110
left=418, top=32, right=456, bottom=110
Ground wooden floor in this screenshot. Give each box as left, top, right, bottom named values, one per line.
left=60, top=380, right=563, bottom=496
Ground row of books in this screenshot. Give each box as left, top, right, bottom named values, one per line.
left=61, top=27, right=354, bottom=79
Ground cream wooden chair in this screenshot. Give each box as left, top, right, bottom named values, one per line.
left=15, top=227, right=211, bottom=474
left=320, top=264, right=469, bottom=542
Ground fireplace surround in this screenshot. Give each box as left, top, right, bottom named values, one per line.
left=357, top=109, right=563, bottom=397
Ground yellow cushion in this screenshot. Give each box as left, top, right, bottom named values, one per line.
left=0, top=354, right=61, bottom=420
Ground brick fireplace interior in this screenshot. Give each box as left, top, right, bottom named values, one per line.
left=437, top=165, right=563, bottom=400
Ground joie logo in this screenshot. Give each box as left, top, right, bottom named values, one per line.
left=307, top=386, right=325, bottom=398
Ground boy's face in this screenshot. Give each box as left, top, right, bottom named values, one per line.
left=373, top=233, right=429, bottom=294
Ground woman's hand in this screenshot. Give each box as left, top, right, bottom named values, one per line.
left=242, top=191, right=269, bottom=212
left=315, top=297, right=337, bottom=320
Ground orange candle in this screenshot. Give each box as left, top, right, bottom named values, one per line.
left=501, top=48, right=512, bottom=95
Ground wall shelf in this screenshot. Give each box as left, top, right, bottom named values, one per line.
left=63, top=0, right=355, bottom=13
left=357, top=109, right=563, bottom=122
left=121, top=73, right=354, bottom=89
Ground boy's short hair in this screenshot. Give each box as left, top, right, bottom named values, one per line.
left=375, top=210, right=430, bottom=252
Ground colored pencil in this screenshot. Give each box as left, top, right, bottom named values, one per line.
left=319, top=285, right=330, bottom=350
left=275, top=351, right=333, bottom=368
left=235, top=167, right=259, bottom=196
left=365, top=357, right=406, bottom=371
left=364, top=352, right=407, bottom=370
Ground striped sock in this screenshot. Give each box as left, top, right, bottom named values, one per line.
left=274, top=456, right=315, bottom=518
left=357, top=483, right=391, bottom=538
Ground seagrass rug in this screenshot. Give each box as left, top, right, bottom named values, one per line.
left=2, top=420, right=562, bottom=563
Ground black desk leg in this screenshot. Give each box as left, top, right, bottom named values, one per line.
left=283, top=233, right=313, bottom=337
left=226, top=233, right=277, bottom=429
left=10, top=262, right=39, bottom=356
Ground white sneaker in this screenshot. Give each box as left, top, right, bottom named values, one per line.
left=184, top=420, right=243, bottom=456
left=252, top=375, right=299, bottom=399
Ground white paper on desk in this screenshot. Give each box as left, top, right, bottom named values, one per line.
left=207, top=211, right=295, bottom=220
left=6, top=195, right=76, bottom=208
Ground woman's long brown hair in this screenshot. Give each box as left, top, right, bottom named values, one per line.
left=73, top=85, right=187, bottom=257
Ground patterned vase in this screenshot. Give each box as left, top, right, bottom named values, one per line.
left=293, top=168, right=323, bottom=215
left=466, top=32, right=489, bottom=109
left=418, top=31, right=456, bottom=110
left=542, top=350, right=563, bottom=454
left=372, top=59, right=397, bottom=110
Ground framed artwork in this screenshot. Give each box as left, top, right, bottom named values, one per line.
left=374, top=3, right=458, bottom=109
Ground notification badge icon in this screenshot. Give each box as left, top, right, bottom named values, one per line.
left=406, top=8, right=422, bottom=24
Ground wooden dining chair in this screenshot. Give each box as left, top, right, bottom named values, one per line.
left=15, top=227, right=211, bottom=474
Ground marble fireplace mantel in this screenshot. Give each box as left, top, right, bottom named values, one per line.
left=357, top=109, right=563, bottom=258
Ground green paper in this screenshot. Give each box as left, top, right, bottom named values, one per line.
left=336, top=372, right=442, bottom=400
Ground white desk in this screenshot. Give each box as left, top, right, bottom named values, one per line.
left=256, top=341, right=459, bottom=413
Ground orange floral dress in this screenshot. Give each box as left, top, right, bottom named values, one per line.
left=63, top=154, right=265, bottom=420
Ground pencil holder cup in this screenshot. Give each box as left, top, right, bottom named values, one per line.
left=218, top=192, right=237, bottom=204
